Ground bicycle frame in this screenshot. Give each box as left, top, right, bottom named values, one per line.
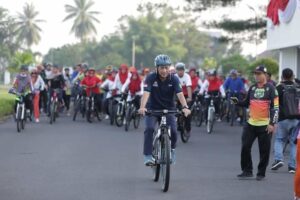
left=206, top=95, right=217, bottom=122
left=16, top=95, right=25, bottom=120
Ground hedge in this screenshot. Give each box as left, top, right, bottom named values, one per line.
left=0, top=91, right=15, bottom=119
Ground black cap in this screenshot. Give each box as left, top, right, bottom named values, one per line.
left=253, top=65, right=267, bottom=73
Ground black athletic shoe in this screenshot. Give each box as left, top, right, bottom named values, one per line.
left=288, top=167, right=296, bottom=174
left=271, top=160, right=284, bottom=170
left=256, top=175, right=265, bottom=181
left=237, top=172, right=253, bottom=179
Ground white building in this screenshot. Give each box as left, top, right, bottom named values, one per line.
left=267, top=0, right=300, bottom=78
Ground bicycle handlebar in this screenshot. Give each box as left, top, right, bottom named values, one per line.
left=145, top=109, right=180, bottom=116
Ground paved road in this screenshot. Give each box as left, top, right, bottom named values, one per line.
left=0, top=114, right=294, bottom=200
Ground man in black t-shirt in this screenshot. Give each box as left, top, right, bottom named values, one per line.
left=138, top=54, right=191, bottom=166
left=47, top=65, right=65, bottom=115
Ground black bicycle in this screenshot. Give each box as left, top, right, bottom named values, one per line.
left=191, top=95, right=204, bottom=127
left=114, top=94, right=127, bottom=127
left=85, top=92, right=102, bottom=123
left=12, top=92, right=31, bottom=132
left=205, top=94, right=219, bottom=134
left=147, top=109, right=179, bottom=192
left=124, top=95, right=140, bottom=131
left=49, top=89, right=61, bottom=124
left=73, top=85, right=86, bottom=121
left=177, top=112, right=190, bottom=143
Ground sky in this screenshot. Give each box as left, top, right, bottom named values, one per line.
left=1, top=0, right=268, bottom=56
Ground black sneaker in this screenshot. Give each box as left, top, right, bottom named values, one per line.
left=271, top=160, right=284, bottom=170
left=288, top=167, right=296, bottom=174
left=237, top=172, right=253, bottom=179
left=256, top=175, right=265, bottom=181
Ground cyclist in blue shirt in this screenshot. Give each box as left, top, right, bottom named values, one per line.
left=138, top=54, right=191, bottom=166
left=223, top=69, right=245, bottom=98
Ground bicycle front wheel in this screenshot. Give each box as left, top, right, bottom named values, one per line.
left=50, top=103, right=56, bottom=124
left=230, top=104, right=235, bottom=126
left=16, top=107, right=22, bottom=132
left=73, top=98, right=80, bottom=121
left=133, top=113, right=140, bottom=129
left=207, top=109, right=214, bottom=134
left=179, top=117, right=190, bottom=143
left=194, top=107, right=203, bottom=127
left=124, top=106, right=131, bottom=131
left=115, top=104, right=124, bottom=127
left=160, top=133, right=171, bottom=192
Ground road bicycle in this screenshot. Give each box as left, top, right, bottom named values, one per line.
left=147, top=109, right=180, bottom=192
left=124, top=95, right=140, bottom=131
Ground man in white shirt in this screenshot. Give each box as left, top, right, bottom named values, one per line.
left=175, top=62, right=192, bottom=136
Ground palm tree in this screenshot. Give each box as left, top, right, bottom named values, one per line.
left=63, top=0, right=100, bottom=43
left=16, top=3, right=44, bottom=49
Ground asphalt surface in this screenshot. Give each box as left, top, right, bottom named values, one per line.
left=0, top=114, right=294, bottom=200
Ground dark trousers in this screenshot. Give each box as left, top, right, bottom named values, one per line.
left=39, top=89, right=48, bottom=112
left=63, top=91, right=71, bottom=111
left=241, top=123, right=272, bottom=176
left=143, top=114, right=177, bottom=155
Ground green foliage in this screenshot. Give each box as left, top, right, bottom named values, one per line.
left=186, top=0, right=266, bottom=44
left=64, top=0, right=100, bottom=42
left=203, top=57, right=217, bottom=70
left=9, top=51, right=35, bottom=72
left=0, top=7, right=20, bottom=69
left=247, top=58, right=279, bottom=82
left=0, top=89, right=14, bottom=118
left=44, top=44, right=84, bottom=66
left=248, top=58, right=279, bottom=76
left=220, top=54, right=249, bottom=74
left=185, top=0, right=241, bottom=11
left=16, top=3, right=44, bottom=48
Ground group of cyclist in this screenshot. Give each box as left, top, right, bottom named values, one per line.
left=8, top=54, right=251, bottom=131
left=8, top=54, right=252, bottom=160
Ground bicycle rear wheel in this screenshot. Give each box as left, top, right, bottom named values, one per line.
left=160, top=133, right=171, bottom=192
left=194, top=108, right=203, bottom=127
left=21, top=118, right=25, bottom=130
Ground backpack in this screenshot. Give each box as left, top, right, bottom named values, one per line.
left=282, top=83, right=300, bottom=118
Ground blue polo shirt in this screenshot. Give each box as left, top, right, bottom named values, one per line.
left=144, top=73, right=182, bottom=109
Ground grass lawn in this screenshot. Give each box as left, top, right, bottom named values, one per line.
left=0, top=85, right=14, bottom=118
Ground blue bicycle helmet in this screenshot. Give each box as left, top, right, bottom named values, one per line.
left=154, top=54, right=172, bottom=67
left=20, top=65, right=28, bottom=71
left=230, top=69, right=238, bottom=75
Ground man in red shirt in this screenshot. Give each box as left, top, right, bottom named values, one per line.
left=189, top=68, right=201, bottom=93
left=81, top=68, right=103, bottom=113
